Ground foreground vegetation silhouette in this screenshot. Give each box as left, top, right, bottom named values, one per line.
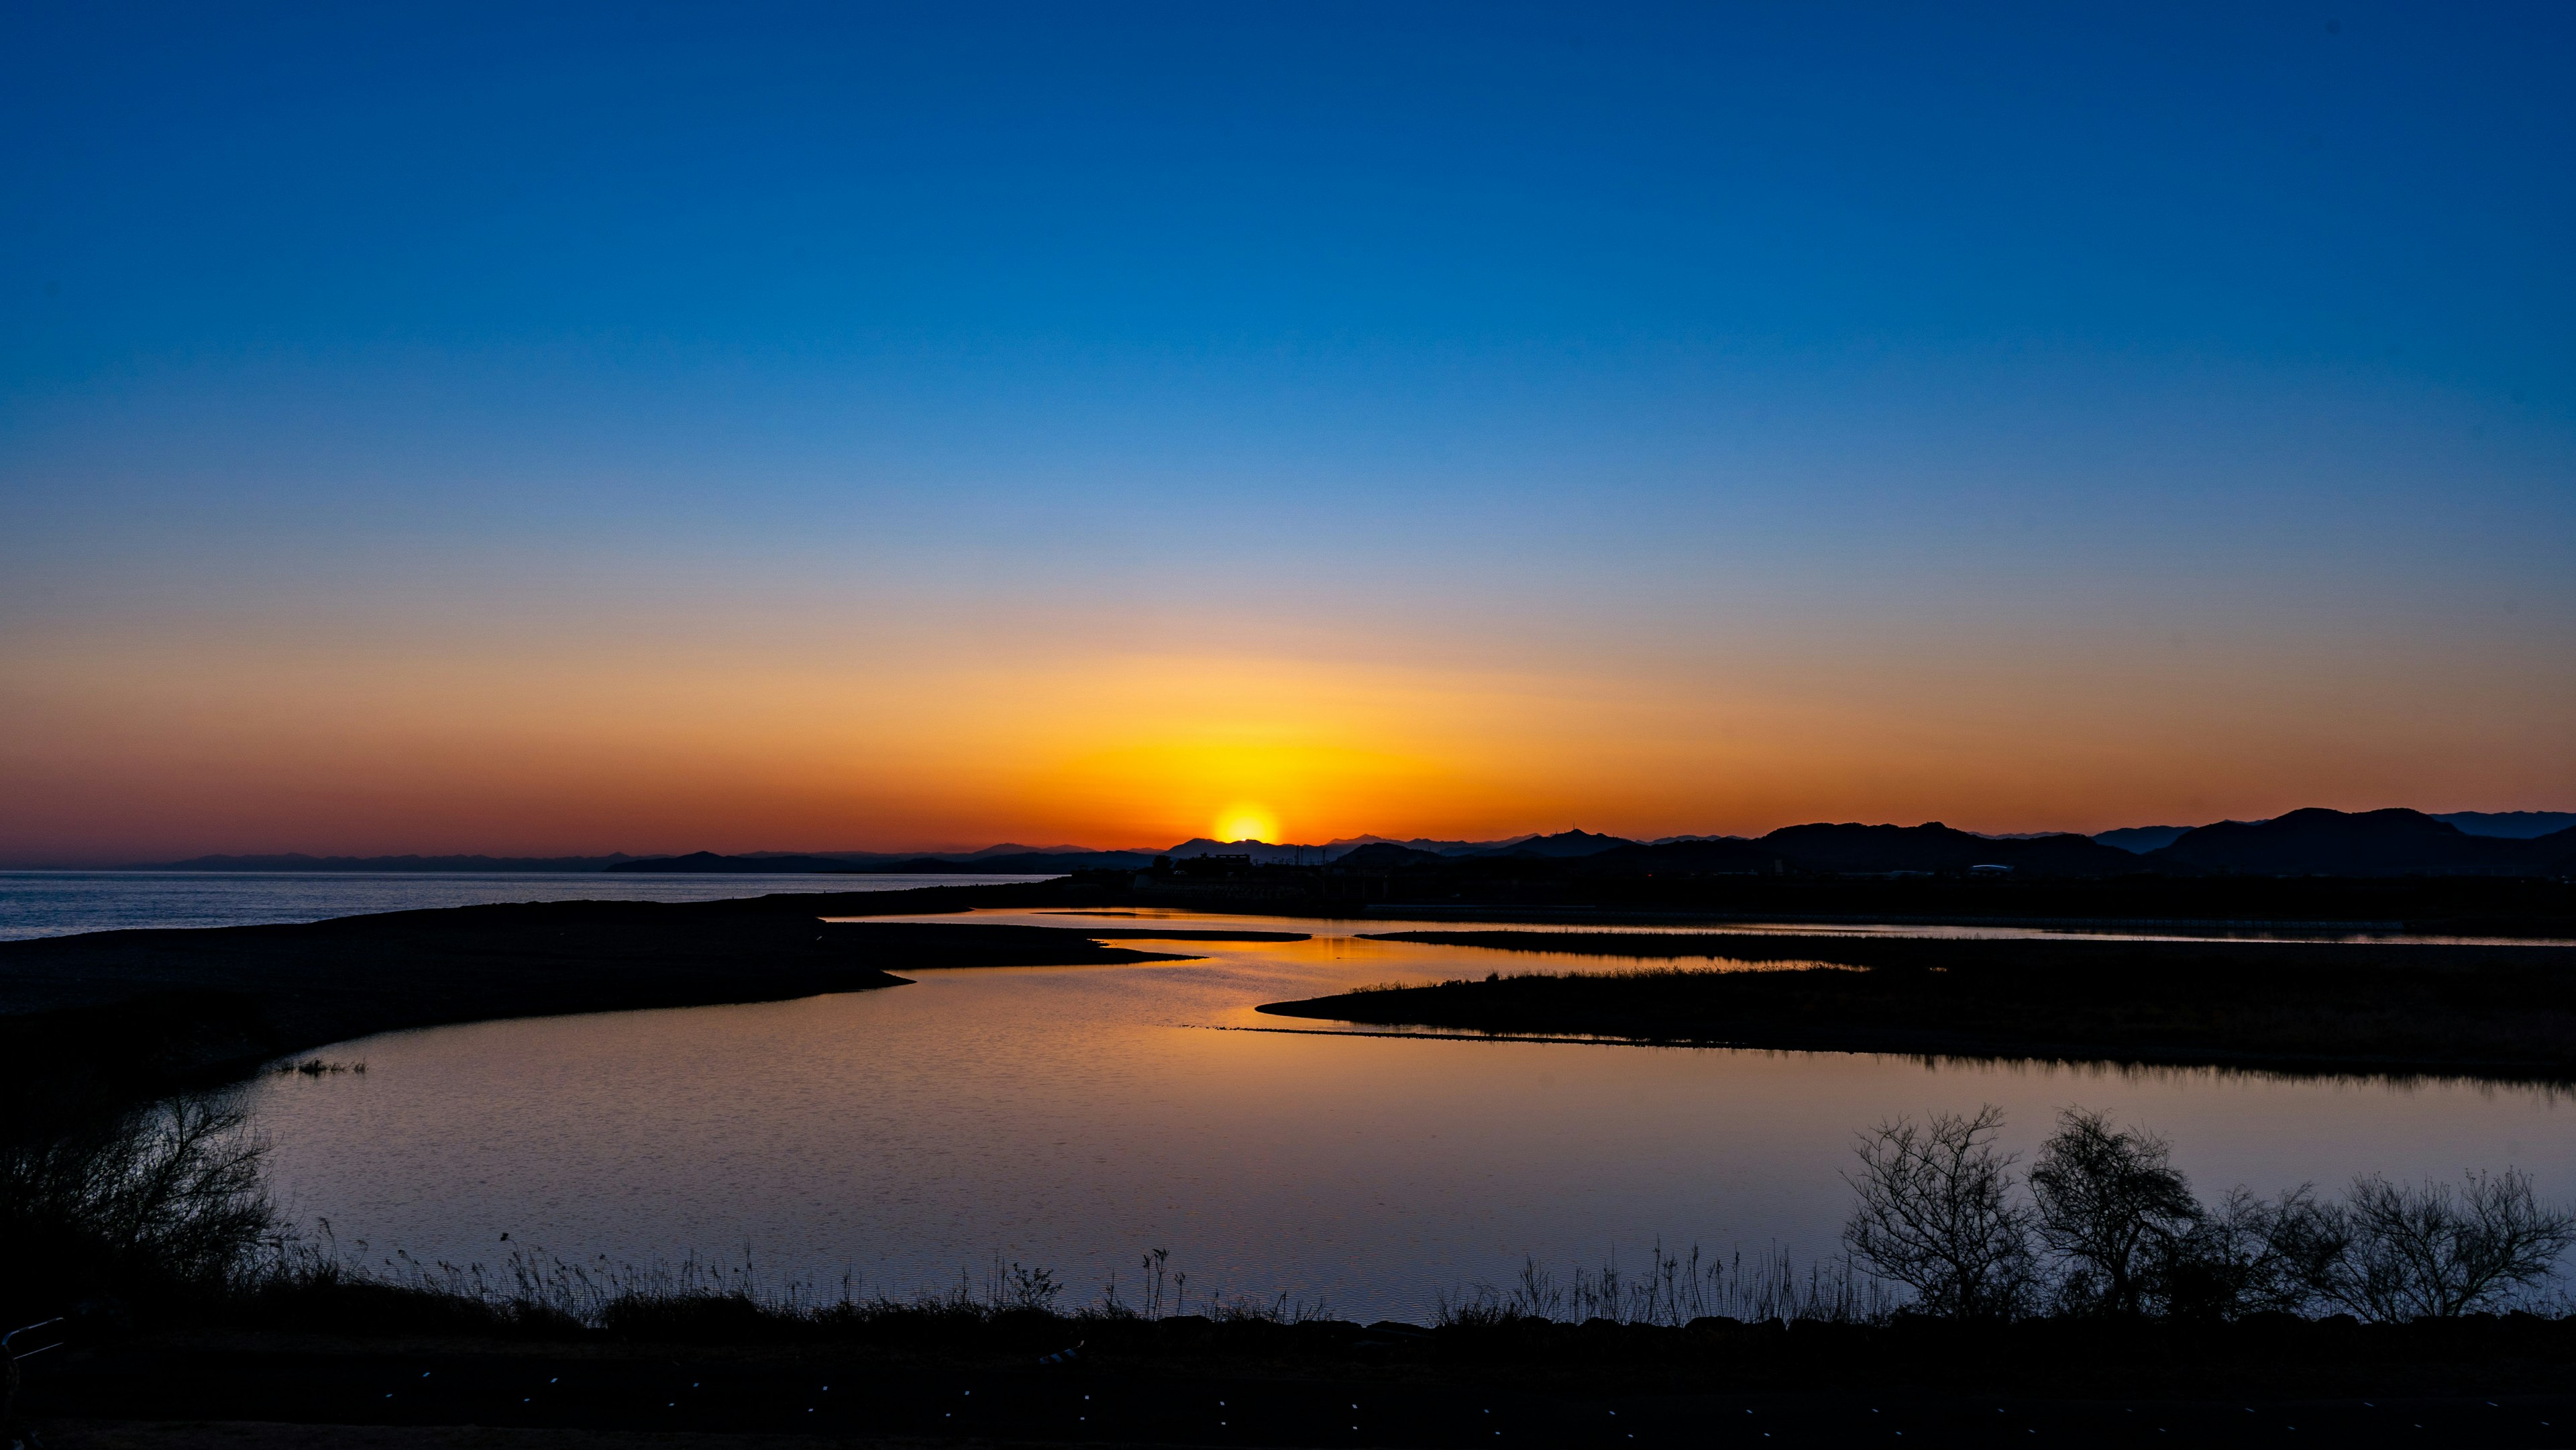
left=14, top=1077, right=2563, bottom=1337
left=8, top=1102, right=2576, bottom=1447
left=1836, top=1105, right=2573, bottom=1323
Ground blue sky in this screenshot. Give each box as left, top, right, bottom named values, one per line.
left=3, top=2, right=2571, bottom=859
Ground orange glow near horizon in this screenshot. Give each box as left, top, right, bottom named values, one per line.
left=1030, top=736, right=1466, bottom=849
left=8, top=13, right=2575, bottom=872
left=3, top=618, right=2572, bottom=864
left=1212, top=803, right=1281, bottom=844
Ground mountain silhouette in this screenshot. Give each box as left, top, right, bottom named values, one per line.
left=2141, top=808, right=2540, bottom=876
left=154, top=810, right=2576, bottom=881
left=1331, top=841, right=1451, bottom=868
left=2433, top=811, right=2576, bottom=839
left=1466, top=829, right=1636, bottom=859
left=1758, top=822, right=2137, bottom=876
left=608, top=851, right=863, bottom=873
left=2541, top=825, right=2576, bottom=872
left=2089, top=812, right=2576, bottom=856
left=1323, top=833, right=1540, bottom=857
left=2092, top=825, right=2197, bottom=853
left=1576, top=837, right=1770, bottom=873
left=853, top=851, right=1155, bottom=873
left=1570, top=823, right=2139, bottom=877
left=1164, top=838, right=1332, bottom=864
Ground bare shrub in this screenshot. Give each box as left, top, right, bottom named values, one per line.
left=2305, top=1170, right=2576, bottom=1320
left=1841, top=1105, right=2036, bottom=1318
left=2155, top=1184, right=2340, bottom=1319
left=2030, top=1107, right=2200, bottom=1315
left=0, top=1094, right=274, bottom=1314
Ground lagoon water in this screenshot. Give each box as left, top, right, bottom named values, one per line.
left=215, top=900, right=2576, bottom=1323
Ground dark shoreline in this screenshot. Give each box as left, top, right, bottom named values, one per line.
left=13, top=878, right=2576, bottom=1096
left=0, top=880, right=1179, bottom=1100
left=1258, top=931, right=2576, bottom=1081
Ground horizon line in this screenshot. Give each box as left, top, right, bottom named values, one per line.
left=15, top=805, right=2576, bottom=871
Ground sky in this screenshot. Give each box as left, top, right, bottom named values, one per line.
left=3, top=1, right=2572, bottom=864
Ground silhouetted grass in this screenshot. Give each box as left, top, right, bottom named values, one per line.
left=158, top=1235, right=2576, bottom=1406
left=229, top=1237, right=1338, bottom=1345
left=1438, top=1244, right=1895, bottom=1328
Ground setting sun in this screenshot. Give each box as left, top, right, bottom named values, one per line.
left=1213, top=803, right=1279, bottom=843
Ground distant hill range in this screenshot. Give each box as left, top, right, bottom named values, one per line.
left=2092, top=812, right=2575, bottom=855
left=138, top=846, right=1153, bottom=875
left=2092, top=825, right=2197, bottom=853
left=2134, top=809, right=2576, bottom=878
left=1322, top=833, right=1540, bottom=856
left=2426, top=811, right=2576, bottom=839
left=134, top=809, right=2575, bottom=880
left=1628, top=811, right=2575, bottom=879
left=1325, top=813, right=2574, bottom=880
left=607, top=849, right=1159, bottom=875
left=137, top=853, right=645, bottom=872
left=1535, top=825, right=2133, bottom=879
left=1169, top=815, right=2574, bottom=878
left=607, top=851, right=886, bottom=874
left=1163, top=839, right=1340, bottom=864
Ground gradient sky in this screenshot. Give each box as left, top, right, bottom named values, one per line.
left=4, top=1, right=2572, bottom=864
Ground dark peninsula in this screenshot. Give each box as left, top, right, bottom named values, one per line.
left=1258, top=932, right=2576, bottom=1080
left=0, top=880, right=1270, bottom=1102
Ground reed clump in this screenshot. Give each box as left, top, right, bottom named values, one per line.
left=1436, top=1243, right=1896, bottom=1328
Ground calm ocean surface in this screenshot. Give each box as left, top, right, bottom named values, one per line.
left=0, top=870, right=1051, bottom=941
left=195, top=898, right=2572, bottom=1323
